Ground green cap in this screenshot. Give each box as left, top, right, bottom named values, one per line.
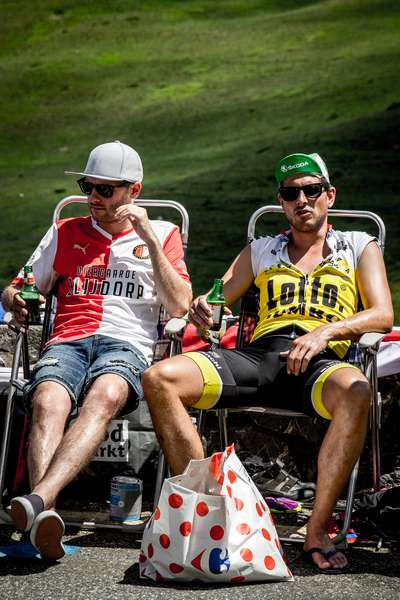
left=275, top=152, right=330, bottom=184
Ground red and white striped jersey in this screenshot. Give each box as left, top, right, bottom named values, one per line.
left=13, top=216, right=190, bottom=362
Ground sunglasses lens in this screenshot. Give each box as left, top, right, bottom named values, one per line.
left=79, top=180, right=93, bottom=195
left=304, top=184, right=323, bottom=198
left=78, top=179, right=129, bottom=198
left=280, top=183, right=324, bottom=201
left=96, top=185, right=113, bottom=198
left=280, top=187, right=299, bottom=202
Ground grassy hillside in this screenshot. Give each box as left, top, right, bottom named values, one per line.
left=1, top=0, right=400, bottom=316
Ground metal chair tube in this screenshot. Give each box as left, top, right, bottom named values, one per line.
left=247, top=206, right=386, bottom=251
left=52, top=196, right=189, bottom=250
left=0, top=331, right=25, bottom=503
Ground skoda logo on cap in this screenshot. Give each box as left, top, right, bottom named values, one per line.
left=281, top=160, right=310, bottom=173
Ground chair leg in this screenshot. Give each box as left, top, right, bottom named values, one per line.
left=153, top=448, right=167, bottom=509
left=0, top=331, right=25, bottom=500
left=218, top=409, right=229, bottom=449
left=196, top=410, right=205, bottom=437
left=195, top=410, right=208, bottom=455
left=369, top=356, right=381, bottom=491
left=332, top=459, right=360, bottom=548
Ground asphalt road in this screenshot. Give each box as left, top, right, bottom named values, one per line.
left=1, top=526, right=400, bottom=600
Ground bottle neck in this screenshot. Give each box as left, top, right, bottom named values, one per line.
left=208, top=279, right=224, bottom=303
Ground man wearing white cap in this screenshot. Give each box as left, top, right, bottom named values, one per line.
left=2, top=141, right=192, bottom=560
left=143, top=152, right=393, bottom=574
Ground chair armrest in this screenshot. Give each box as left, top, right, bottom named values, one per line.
left=3, top=312, right=20, bottom=333
left=164, top=317, right=187, bottom=336
left=358, top=332, right=386, bottom=351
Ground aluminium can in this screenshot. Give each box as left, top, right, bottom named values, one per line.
left=110, top=476, right=143, bottom=521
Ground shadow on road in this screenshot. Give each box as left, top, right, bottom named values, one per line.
left=119, top=544, right=400, bottom=588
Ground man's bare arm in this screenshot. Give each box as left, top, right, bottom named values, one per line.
left=284, top=241, right=393, bottom=374
left=145, top=235, right=192, bottom=316
left=114, top=203, right=192, bottom=316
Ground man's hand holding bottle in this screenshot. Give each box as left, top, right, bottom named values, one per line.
left=10, top=266, right=45, bottom=327
left=188, top=279, right=231, bottom=340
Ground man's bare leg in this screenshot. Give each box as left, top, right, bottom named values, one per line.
left=32, top=373, right=129, bottom=509
left=304, top=368, right=370, bottom=571
left=142, top=356, right=205, bottom=475
left=28, top=382, right=72, bottom=498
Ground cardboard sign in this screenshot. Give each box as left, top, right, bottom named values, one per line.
left=92, top=419, right=129, bottom=462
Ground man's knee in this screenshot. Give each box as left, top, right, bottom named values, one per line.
left=83, top=377, right=128, bottom=419
left=142, top=360, right=178, bottom=398
left=142, top=357, right=203, bottom=409
left=325, top=370, right=371, bottom=417
left=31, top=381, right=71, bottom=424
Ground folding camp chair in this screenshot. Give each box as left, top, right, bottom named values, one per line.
left=197, top=205, right=387, bottom=546
left=0, top=195, right=189, bottom=530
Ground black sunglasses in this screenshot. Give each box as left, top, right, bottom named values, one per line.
left=78, top=177, right=131, bottom=199
left=279, top=183, right=328, bottom=202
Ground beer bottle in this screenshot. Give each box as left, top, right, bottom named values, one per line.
left=207, top=278, right=225, bottom=331
left=20, top=265, right=41, bottom=325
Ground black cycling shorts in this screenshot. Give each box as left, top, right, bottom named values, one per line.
left=184, top=325, right=360, bottom=420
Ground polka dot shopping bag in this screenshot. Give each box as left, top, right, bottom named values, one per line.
left=139, top=445, right=293, bottom=583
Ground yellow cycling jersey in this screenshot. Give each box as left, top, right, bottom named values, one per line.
left=250, top=228, right=375, bottom=358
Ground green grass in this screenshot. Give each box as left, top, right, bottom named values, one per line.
left=1, top=0, right=400, bottom=317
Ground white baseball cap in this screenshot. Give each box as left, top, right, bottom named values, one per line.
left=65, top=140, right=143, bottom=182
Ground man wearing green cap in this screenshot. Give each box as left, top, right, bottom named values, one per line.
left=143, top=152, right=393, bottom=573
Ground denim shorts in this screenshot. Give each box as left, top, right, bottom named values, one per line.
left=23, top=335, right=149, bottom=416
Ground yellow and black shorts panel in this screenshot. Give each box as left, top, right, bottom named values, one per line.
left=311, top=363, right=361, bottom=420
left=183, top=351, right=223, bottom=409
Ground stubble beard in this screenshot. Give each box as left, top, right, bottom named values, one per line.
left=288, top=211, right=327, bottom=233
left=90, top=190, right=132, bottom=224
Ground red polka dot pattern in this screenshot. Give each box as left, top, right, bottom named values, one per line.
left=264, top=555, right=276, bottom=570
left=262, top=528, right=271, bottom=541
left=196, top=501, right=209, bottom=516
left=168, top=493, right=183, bottom=509
left=234, top=498, right=244, bottom=510
left=209, top=452, right=223, bottom=479
left=236, top=523, right=250, bottom=535
left=140, top=448, right=290, bottom=582
left=159, top=534, right=170, bottom=549
left=210, top=525, right=224, bottom=540
left=227, top=470, right=237, bottom=484
left=240, top=548, right=253, bottom=562
left=179, top=521, right=192, bottom=536
left=234, top=497, right=244, bottom=511
left=169, top=563, right=184, bottom=574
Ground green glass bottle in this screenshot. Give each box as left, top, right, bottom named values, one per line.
left=20, top=265, right=41, bottom=325
left=207, top=278, right=225, bottom=331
